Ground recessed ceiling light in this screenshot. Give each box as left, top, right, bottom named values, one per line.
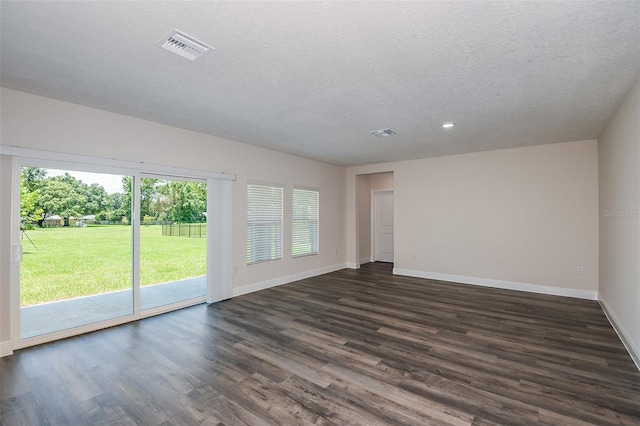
left=370, top=128, right=396, bottom=137
left=441, top=122, right=455, bottom=128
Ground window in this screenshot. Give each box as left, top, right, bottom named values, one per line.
left=247, top=183, right=283, bottom=264
left=292, top=187, right=319, bottom=257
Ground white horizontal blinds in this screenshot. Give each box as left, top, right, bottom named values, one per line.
left=292, top=187, right=319, bottom=257
left=247, top=183, right=283, bottom=264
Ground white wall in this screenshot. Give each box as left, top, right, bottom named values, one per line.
left=369, top=172, right=393, bottom=191
left=356, top=174, right=371, bottom=264
left=598, top=76, right=640, bottom=367
left=0, top=88, right=347, bottom=350
left=347, top=140, right=599, bottom=298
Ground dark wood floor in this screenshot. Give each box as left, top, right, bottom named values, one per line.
left=1, top=262, right=639, bottom=425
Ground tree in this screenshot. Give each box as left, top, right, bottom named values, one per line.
left=159, top=181, right=207, bottom=223
left=20, top=167, right=46, bottom=226
left=50, top=172, right=88, bottom=193
left=120, top=176, right=157, bottom=223
left=140, top=178, right=158, bottom=221
left=109, top=192, right=126, bottom=211
left=37, top=180, right=87, bottom=219
left=85, top=183, right=110, bottom=215
left=119, top=177, right=134, bottom=222
left=20, top=168, right=128, bottom=226
left=107, top=192, right=129, bottom=223
left=47, top=172, right=106, bottom=216
left=20, top=182, right=43, bottom=227
left=21, top=167, right=47, bottom=192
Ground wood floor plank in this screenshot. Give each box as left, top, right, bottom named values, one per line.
left=1, top=262, right=639, bottom=425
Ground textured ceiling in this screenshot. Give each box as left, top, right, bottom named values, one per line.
left=1, top=1, right=638, bottom=166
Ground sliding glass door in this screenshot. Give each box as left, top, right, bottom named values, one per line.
left=19, top=166, right=133, bottom=339
left=16, top=164, right=215, bottom=343
left=139, top=177, right=207, bottom=311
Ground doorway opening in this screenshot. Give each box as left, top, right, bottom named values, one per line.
left=355, top=172, right=394, bottom=266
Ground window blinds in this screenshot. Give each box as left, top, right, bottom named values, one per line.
left=292, top=188, right=319, bottom=257
left=247, top=183, right=283, bottom=264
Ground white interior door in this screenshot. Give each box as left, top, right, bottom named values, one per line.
left=374, top=191, right=394, bottom=263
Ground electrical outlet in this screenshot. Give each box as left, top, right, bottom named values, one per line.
left=577, top=266, right=584, bottom=275
left=234, top=266, right=238, bottom=274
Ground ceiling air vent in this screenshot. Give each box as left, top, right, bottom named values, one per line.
left=369, top=128, right=396, bottom=137
left=161, top=30, right=213, bottom=61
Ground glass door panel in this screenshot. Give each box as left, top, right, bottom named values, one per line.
left=19, top=166, right=133, bottom=339
left=139, top=177, right=207, bottom=311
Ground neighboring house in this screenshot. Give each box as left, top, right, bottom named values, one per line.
left=42, top=215, right=63, bottom=228
left=80, top=214, right=96, bottom=224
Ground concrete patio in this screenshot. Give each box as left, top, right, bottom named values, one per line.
left=20, top=277, right=206, bottom=339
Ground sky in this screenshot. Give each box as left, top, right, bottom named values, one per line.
left=46, top=169, right=125, bottom=195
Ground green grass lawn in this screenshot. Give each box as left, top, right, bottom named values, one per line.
left=20, top=225, right=206, bottom=306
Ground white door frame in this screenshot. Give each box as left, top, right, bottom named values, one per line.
left=371, top=189, right=394, bottom=262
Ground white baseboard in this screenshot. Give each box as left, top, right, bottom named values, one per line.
left=393, top=268, right=598, bottom=300
left=598, top=296, right=640, bottom=371
left=359, top=257, right=372, bottom=265
left=233, top=263, right=347, bottom=297
left=0, top=340, right=13, bottom=357
left=346, top=262, right=359, bottom=269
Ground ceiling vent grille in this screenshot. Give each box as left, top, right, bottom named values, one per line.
left=161, top=30, right=212, bottom=61
left=369, top=128, right=396, bottom=137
